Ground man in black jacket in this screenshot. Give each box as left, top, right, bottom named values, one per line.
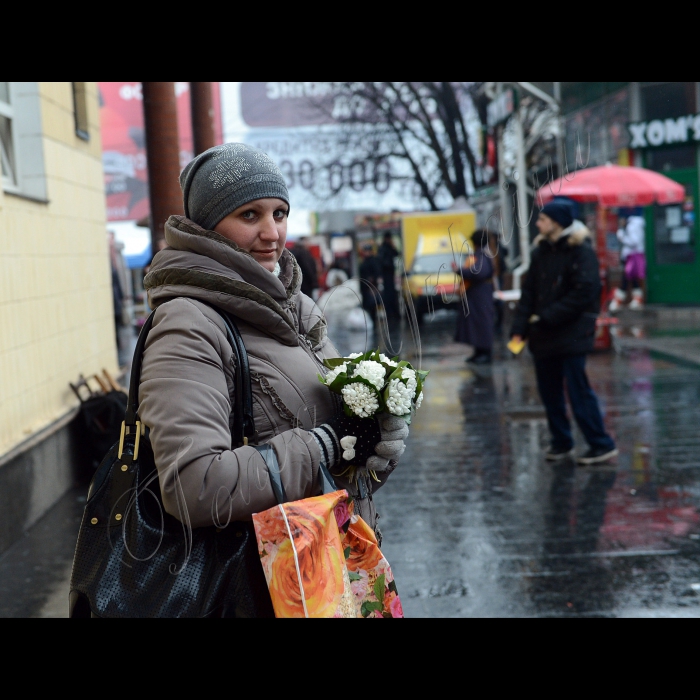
left=510, top=202, right=617, bottom=465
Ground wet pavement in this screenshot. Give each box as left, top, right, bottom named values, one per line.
left=2, top=308, right=700, bottom=617
left=372, top=311, right=700, bottom=617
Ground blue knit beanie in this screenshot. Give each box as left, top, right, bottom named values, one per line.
left=541, top=201, right=574, bottom=229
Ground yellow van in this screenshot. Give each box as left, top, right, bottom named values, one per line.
left=401, top=211, right=476, bottom=324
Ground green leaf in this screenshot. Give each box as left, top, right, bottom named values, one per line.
left=387, top=366, right=405, bottom=383
left=348, top=571, right=361, bottom=581
left=343, top=547, right=351, bottom=560
left=374, top=573, right=386, bottom=603
left=323, top=357, right=348, bottom=368
left=360, top=601, right=384, bottom=617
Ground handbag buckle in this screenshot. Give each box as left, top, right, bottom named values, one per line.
left=117, top=421, right=142, bottom=460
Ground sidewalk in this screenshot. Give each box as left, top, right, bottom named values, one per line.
left=611, top=306, right=700, bottom=367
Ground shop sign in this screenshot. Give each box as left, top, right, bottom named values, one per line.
left=628, top=114, right=700, bottom=149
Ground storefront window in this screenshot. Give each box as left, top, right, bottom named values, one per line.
left=640, top=82, right=698, bottom=172
left=645, top=145, right=697, bottom=171
left=654, top=183, right=696, bottom=265
left=641, top=82, right=696, bottom=121
left=565, top=88, right=630, bottom=168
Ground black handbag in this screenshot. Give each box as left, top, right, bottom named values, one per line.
left=69, top=305, right=275, bottom=618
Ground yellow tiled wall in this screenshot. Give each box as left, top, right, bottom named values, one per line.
left=0, top=82, right=118, bottom=456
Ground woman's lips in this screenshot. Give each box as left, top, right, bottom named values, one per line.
left=253, top=250, right=277, bottom=258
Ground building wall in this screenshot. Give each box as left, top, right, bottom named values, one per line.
left=0, top=82, right=118, bottom=456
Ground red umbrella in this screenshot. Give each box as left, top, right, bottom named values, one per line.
left=538, top=164, right=686, bottom=208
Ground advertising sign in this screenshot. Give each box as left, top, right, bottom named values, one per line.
left=222, top=82, right=451, bottom=218
left=99, top=82, right=223, bottom=222
left=628, top=114, right=700, bottom=149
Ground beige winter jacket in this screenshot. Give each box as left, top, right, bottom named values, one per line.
left=140, top=216, right=345, bottom=529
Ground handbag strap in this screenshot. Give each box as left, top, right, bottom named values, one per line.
left=123, top=302, right=255, bottom=449
left=123, top=300, right=336, bottom=501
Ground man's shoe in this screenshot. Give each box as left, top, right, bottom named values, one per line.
left=545, top=447, right=573, bottom=461
left=576, top=447, right=619, bottom=465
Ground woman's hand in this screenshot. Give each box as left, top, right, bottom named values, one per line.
left=366, top=414, right=408, bottom=471
left=310, top=413, right=408, bottom=475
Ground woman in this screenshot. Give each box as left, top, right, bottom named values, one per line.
left=138, top=144, right=408, bottom=552
left=452, top=229, right=495, bottom=364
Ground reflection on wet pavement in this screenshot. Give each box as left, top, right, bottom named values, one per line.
left=326, top=310, right=700, bottom=617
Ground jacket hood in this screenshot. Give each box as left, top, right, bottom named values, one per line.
left=533, top=219, right=592, bottom=248
left=144, top=215, right=326, bottom=346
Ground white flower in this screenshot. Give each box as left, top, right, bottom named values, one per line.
left=346, top=352, right=364, bottom=359
left=415, top=391, right=424, bottom=409
left=401, top=368, right=418, bottom=397
left=324, top=362, right=348, bottom=386
left=341, top=383, right=379, bottom=418
left=386, top=378, right=413, bottom=416
left=354, top=360, right=386, bottom=390
left=379, top=354, right=398, bottom=367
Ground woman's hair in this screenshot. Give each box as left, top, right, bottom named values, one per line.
left=471, top=229, right=494, bottom=250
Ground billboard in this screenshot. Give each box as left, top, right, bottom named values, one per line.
left=222, top=82, right=440, bottom=218
left=99, top=82, right=223, bottom=222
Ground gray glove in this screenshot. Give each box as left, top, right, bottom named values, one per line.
left=366, top=414, right=408, bottom=472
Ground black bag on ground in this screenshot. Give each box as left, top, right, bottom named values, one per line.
left=69, top=305, right=274, bottom=618
left=78, top=390, right=128, bottom=468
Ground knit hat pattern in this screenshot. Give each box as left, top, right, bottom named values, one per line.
left=540, top=201, right=574, bottom=229
left=179, top=143, right=290, bottom=231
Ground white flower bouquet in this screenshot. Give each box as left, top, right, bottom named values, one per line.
left=319, top=351, right=429, bottom=423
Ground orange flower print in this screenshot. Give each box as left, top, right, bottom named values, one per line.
left=254, top=491, right=350, bottom=618
left=344, top=515, right=384, bottom=573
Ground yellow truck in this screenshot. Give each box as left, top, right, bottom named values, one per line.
left=400, top=210, right=477, bottom=324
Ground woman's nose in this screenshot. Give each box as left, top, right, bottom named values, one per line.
left=259, top=214, right=280, bottom=240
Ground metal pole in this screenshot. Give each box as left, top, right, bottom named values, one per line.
left=512, top=107, right=530, bottom=288
left=142, top=82, right=183, bottom=252
left=190, top=82, right=217, bottom=156
left=553, top=82, right=564, bottom=178
left=497, top=123, right=513, bottom=251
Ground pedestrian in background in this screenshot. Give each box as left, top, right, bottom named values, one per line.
left=510, top=202, right=618, bottom=465
left=452, top=229, right=495, bottom=364
left=488, top=231, right=508, bottom=336
left=377, top=232, right=400, bottom=319
left=610, top=213, right=646, bottom=311
left=290, top=236, right=319, bottom=299
left=358, top=243, right=380, bottom=326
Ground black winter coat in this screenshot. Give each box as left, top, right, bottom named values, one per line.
left=511, top=226, right=601, bottom=359
left=455, top=250, right=495, bottom=350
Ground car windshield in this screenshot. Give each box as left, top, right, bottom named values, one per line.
left=411, top=254, right=462, bottom=275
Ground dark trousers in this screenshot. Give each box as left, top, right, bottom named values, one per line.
left=533, top=354, right=615, bottom=452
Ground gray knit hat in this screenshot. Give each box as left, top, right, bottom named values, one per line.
left=179, top=143, right=290, bottom=230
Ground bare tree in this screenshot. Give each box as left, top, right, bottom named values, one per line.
left=306, top=82, right=487, bottom=211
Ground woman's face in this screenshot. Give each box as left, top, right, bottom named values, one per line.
left=213, top=198, right=288, bottom=272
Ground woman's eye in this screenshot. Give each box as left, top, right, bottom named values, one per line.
left=274, top=209, right=289, bottom=219
left=241, top=210, right=256, bottom=220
